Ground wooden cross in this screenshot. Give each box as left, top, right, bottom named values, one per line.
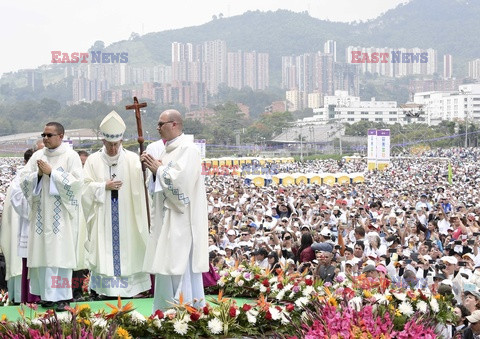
left=126, top=97, right=151, bottom=231
left=126, top=97, right=148, bottom=148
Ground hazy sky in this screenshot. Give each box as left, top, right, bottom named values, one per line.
left=0, top=0, right=408, bottom=76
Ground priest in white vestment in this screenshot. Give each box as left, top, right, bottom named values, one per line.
left=82, top=111, right=151, bottom=298
left=3, top=149, right=41, bottom=304
left=142, top=109, right=209, bottom=311
left=20, top=122, right=83, bottom=310
left=1, top=171, right=25, bottom=303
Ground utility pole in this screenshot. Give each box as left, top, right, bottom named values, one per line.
left=465, top=113, right=468, bottom=148
left=462, top=89, right=468, bottom=148
left=300, top=126, right=304, bottom=162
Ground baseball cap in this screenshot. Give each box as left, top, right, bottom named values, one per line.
left=467, top=310, right=480, bottom=323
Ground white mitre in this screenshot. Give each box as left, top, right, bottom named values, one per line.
left=100, top=110, right=126, bottom=142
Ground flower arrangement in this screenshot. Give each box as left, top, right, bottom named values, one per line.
left=0, top=265, right=456, bottom=337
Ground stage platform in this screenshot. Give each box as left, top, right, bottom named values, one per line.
left=0, top=295, right=251, bottom=321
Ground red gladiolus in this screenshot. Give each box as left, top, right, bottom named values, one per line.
left=203, top=306, right=210, bottom=315
left=154, top=309, right=164, bottom=319
left=229, top=306, right=237, bottom=318
left=255, top=274, right=261, bottom=280
left=242, top=304, right=252, bottom=312
left=262, top=279, right=270, bottom=287
left=286, top=303, right=295, bottom=312
left=190, top=312, right=201, bottom=322
left=277, top=283, right=284, bottom=290
left=305, top=278, right=313, bottom=286
left=265, top=310, right=272, bottom=320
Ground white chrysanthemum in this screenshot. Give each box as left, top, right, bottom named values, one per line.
left=416, top=300, right=428, bottom=313
left=230, top=271, right=241, bottom=278
left=302, top=286, right=315, bottom=296
left=399, top=301, right=414, bottom=317
left=218, top=279, right=225, bottom=287
left=260, top=285, right=267, bottom=293
left=348, top=297, right=363, bottom=311
left=284, top=283, right=293, bottom=291
left=430, top=298, right=439, bottom=312
left=173, top=320, right=189, bottom=335
left=269, top=307, right=281, bottom=320
left=269, top=277, right=277, bottom=284
left=56, top=312, right=72, bottom=322
left=276, top=290, right=286, bottom=301
left=92, top=318, right=107, bottom=328
left=288, top=291, right=295, bottom=299
left=237, top=279, right=245, bottom=287
left=392, top=292, right=406, bottom=301
left=208, top=317, right=223, bottom=334
left=295, top=297, right=309, bottom=307
left=153, top=318, right=162, bottom=329
left=300, top=311, right=308, bottom=322
left=373, top=293, right=388, bottom=305
left=130, top=310, right=146, bottom=324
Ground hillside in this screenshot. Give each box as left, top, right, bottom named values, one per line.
left=104, top=0, right=480, bottom=76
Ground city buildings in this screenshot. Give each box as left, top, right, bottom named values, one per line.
left=67, top=40, right=269, bottom=109
left=413, top=84, right=480, bottom=125
left=304, top=91, right=405, bottom=125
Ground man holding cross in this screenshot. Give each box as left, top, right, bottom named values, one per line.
left=82, top=111, right=151, bottom=298
left=141, top=109, right=209, bottom=311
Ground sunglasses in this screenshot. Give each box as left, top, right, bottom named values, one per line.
left=41, top=133, right=59, bottom=138
left=157, top=120, right=174, bottom=128
left=284, top=236, right=291, bottom=240
left=241, top=233, right=249, bottom=236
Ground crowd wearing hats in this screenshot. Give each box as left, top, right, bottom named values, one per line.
left=203, top=150, right=480, bottom=338
left=3, top=145, right=480, bottom=334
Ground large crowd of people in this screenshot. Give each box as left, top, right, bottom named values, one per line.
left=2, top=140, right=480, bottom=336
left=201, top=151, right=480, bottom=338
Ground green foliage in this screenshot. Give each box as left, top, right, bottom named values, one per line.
left=206, top=102, right=248, bottom=145
left=104, top=1, right=479, bottom=81
left=242, top=111, right=294, bottom=142
left=213, top=84, right=284, bottom=118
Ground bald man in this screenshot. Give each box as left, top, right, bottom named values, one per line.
left=141, top=109, right=209, bottom=311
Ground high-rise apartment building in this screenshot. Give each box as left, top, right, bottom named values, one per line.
left=203, top=40, right=227, bottom=95
left=324, top=40, right=337, bottom=62
left=443, top=54, right=453, bottom=79
left=227, top=51, right=243, bottom=89
left=468, top=59, right=480, bottom=79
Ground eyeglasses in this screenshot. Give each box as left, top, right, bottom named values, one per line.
left=41, top=133, right=59, bottom=138
left=284, top=236, right=292, bottom=240
left=157, top=120, right=174, bottom=128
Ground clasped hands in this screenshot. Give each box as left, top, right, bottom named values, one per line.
left=140, top=152, right=162, bottom=174
left=37, top=159, right=52, bottom=176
